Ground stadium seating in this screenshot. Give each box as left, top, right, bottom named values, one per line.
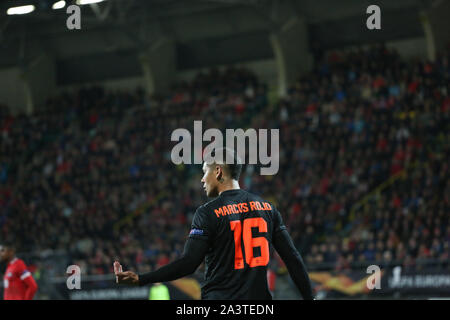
left=0, top=45, right=448, bottom=277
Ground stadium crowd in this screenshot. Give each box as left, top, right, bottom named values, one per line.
left=0, top=43, right=448, bottom=278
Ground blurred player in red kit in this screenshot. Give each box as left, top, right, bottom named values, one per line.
left=0, top=242, right=38, bottom=300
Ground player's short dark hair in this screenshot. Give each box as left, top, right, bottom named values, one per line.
left=224, top=161, right=243, bottom=181
left=206, top=148, right=243, bottom=181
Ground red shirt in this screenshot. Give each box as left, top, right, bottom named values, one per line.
left=3, top=258, right=38, bottom=300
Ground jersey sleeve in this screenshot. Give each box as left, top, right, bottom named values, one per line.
left=272, top=205, right=287, bottom=235
left=138, top=237, right=209, bottom=286
left=16, top=260, right=32, bottom=281
left=189, top=205, right=214, bottom=242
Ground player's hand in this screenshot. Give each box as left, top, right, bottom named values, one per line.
left=113, top=261, right=139, bottom=285
left=113, top=260, right=123, bottom=283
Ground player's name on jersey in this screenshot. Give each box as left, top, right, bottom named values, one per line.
left=214, top=201, right=272, bottom=218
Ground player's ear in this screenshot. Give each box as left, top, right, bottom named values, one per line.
left=215, top=165, right=223, bottom=181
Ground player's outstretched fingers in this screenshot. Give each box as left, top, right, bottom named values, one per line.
left=113, top=261, right=123, bottom=283
left=113, top=261, right=123, bottom=274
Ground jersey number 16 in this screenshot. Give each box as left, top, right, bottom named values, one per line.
left=230, top=217, right=270, bottom=269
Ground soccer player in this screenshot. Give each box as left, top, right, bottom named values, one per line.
left=114, top=150, right=313, bottom=300
left=0, top=242, right=38, bottom=300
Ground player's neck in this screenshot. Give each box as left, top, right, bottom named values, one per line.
left=218, top=180, right=240, bottom=195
